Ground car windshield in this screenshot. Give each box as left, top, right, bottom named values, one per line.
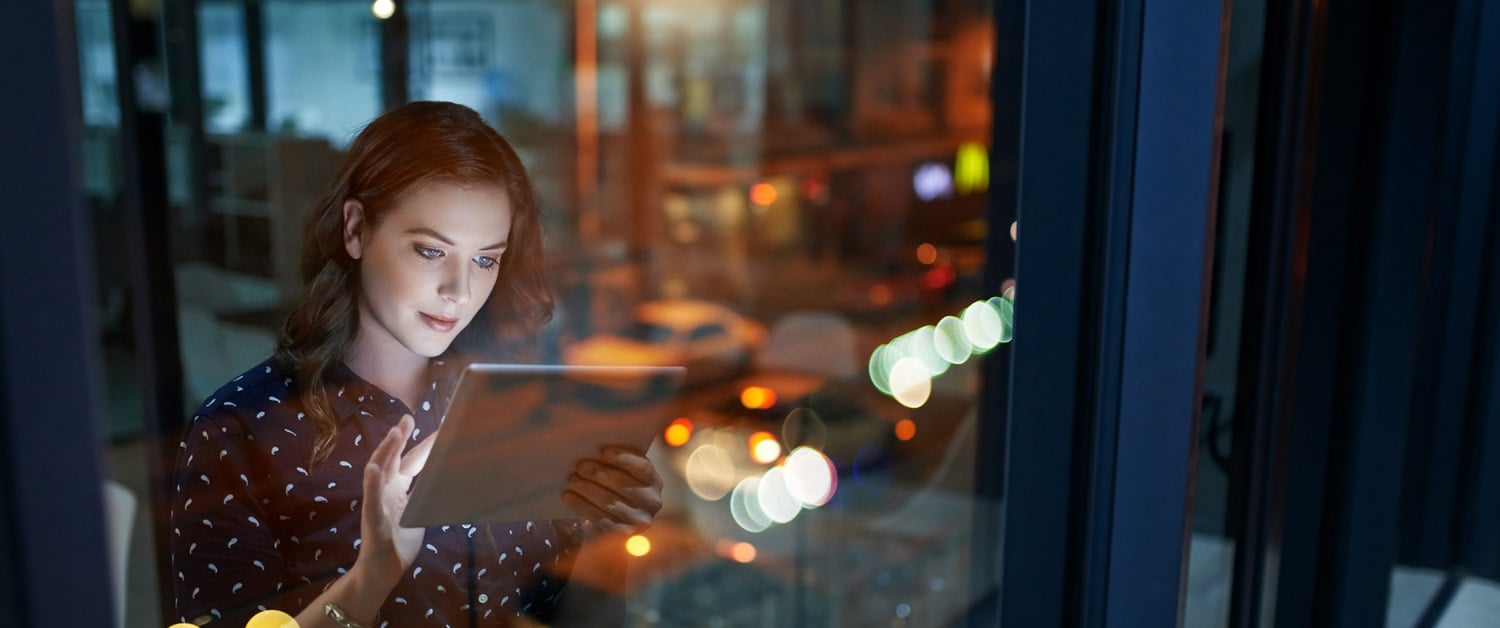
left=622, top=321, right=675, bottom=343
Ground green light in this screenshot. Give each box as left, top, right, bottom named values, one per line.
left=933, top=316, right=972, bottom=364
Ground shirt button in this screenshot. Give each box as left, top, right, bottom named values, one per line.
left=478, top=594, right=489, bottom=603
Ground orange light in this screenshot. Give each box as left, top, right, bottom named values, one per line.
left=749, top=431, right=782, bottom=464
left=895, top=419, right=916, bottom=441
left=916, top=243, right=938, bottom=265
left=664, top=418, right=693, bottom=447
left=750, top=182, right=778, bottom=206
left=730, top=541, right=757, bottom=563
left=740, top=386, right=777, bottom=410
left=868, top=283, right=893, bottom=307
left=625, top=534, right=651, bottom=557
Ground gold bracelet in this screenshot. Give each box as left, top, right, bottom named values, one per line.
left=324, top=602, right=368, bottom=628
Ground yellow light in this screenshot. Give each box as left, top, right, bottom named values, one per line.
left=1010, top=220, right=1018, bottom=241
left=740, top=386, right=777, bottom=410
left=371, top=0, right=395, bottom=20
left=749, top=431, right=782, bottom=464
left=245, top=609, right=299, bottom=628
left=916, top=242, right=938, bottom=265
left=895, top=419, right=916, bottom=441
left=955, top=142, right=990, bottom=194
left=731, top=541, right=758, bottom=563
left=749, top=182, right=778, bottom=206
left=625, top=534, right=652, bottom=557
left=664, top=418, right=693, bottom=447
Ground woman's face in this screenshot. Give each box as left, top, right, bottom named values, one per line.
left=344, top=181, right=513, bottom=362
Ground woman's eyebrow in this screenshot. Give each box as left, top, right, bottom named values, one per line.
left=405, top=227, right=506, bottom=251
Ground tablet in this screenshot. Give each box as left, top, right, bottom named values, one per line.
left=401, top=364, right=686, bottom=527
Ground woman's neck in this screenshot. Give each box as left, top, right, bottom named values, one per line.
left=344, top=337, right=431, bottom=412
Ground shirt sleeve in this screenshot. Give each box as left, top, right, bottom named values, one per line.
left=170, top=409, right=290, bottom=625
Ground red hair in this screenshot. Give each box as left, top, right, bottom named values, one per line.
left=275, top=101, right=552, bottom=462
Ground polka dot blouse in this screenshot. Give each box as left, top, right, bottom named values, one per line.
left=170, top=359, right=575, bottom=626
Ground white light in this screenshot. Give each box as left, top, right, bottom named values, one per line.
left=908, top=326, right=949, bottom=376
left=868, top=344, right=894, bottom=395
left=932, top=316, right=972, bottom=364
left=371, top=0, right=396, bottom=20
left=730, top=477, right=772, bottom=533
left=961, top=300, right=1003, bottom=350
left=684, top=444, right=736, bottom=501
left=784, top=447, right=836, bottom=508
left=989, top=297, right=1015, bottom=343
left=888, top=357, right=933, bottom=409
left=912, top=162, right=955, bottom=202
left=757, top=467, right=801, bottom=524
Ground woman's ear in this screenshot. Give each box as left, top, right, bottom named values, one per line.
left=342, top=199, right=366, bottom=260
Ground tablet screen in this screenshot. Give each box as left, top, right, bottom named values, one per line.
left=401, top=364, right=685, bottom=527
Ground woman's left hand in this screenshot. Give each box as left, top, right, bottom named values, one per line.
left=561, top=447, right=663, bottom=535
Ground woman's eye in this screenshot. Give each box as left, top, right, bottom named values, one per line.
left=415, top=246, right=444, bottom=260
left=474, top=255, right=499, bottom=270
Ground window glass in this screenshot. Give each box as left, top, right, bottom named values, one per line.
left=85, top=1, right=1003, bottom=625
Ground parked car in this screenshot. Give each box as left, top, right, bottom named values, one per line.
left=565, top=299, right=768, bottom=387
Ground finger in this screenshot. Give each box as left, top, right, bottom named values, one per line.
left=564, top=475, right=656, bottom=529
left=398, top=428, right=437, bottom=477
left=362, top=461, right=385, bottom=525
left=370, top=426, right=405, bottom=484
left=575, top=460, right=657, bottom=504
left=559, top=491, right=639, bottom=536
left=598, top=448, right=661, bottom=487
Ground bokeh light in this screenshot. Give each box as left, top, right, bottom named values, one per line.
left=740, top=385, right=777, bottom=410
left=245, top=610, right=298, bottom=628
left=781, top=407, right=827, bottom=451
left=371, top=0, right=395, bottom=20
left=730, top=476, right=772, bottom=533
left=869, top=343, right=894, bottom=395
left=933, top=316, right=972, bottom=364
left=990, top=296, right=1015, bottom=343
left=757, top=467, right=801, bottom=523
left=783, top=447, right=837, bottom=507
left=888, top=357, right=933, bottom=409
left=731, top=542, right=757, bottom=563
left=895, top=419, right=916, bottom=441
left=625, top=534, right=652, bottom=557
left=916, top=242, right=938, bottom=265
left=961, top=299, right=1003, bottom=350
left=749, top=431, right=782, bottom=464
left=664, top=417, right=693, bottom=447
left=907, top=326, right=949, bottom=377
left=749, top=182, right=778, bottom=206
left=685, top=443, right=737, bottom=501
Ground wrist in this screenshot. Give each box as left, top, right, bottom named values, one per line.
left=350, top=552, right=404, bottom=593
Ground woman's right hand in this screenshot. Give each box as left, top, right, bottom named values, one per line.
left=356, top=414, right=433, bottom=578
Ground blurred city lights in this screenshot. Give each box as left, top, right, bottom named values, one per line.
left=749, top=431, right=782, bottom=464
left=757, top=467, right=802, bottom=523
left=781, top=407, right=827, bottom=451
left=869, top=295, right=1015, bottom=401
left=730, top=476, right=772, bottom=533
left=933, top=316, right=972, bottom=364
left=895, top=419, right=916, bottom=441
left=1010, top=220, right=1018, bottom=241
left=730, top=542, right=757, bottom=563
left=961, top=300, right=1003, bottom=350
left=955, top=142, right=990, bottom=194
left=685, top=443, right=736, bottom=501
left=749, top=182, right=778, bottom=206
left=916, top=242, right=938, bottom=265
left=912, top=163, right=955, bottom=201
left=888, top=357, right=933, bottom=409
left=625, top=534, right=652, bottom=557
left=245, top=610, right=296, bottom=628
left=740, top=385, right=777, bottom=410
left=783, top=447, right=836, bottom=508
left=664, top=417, right=693, bottom=447
left=371, top=0, right=395, bottom=19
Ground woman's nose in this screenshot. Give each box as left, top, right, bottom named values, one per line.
left=438, top=262, right=470, bottom=304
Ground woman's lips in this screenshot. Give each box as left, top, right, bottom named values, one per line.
left=420, top=312, right=458, bottom=332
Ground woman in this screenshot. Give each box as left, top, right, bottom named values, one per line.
left=170, top=101, right=661, bottom=627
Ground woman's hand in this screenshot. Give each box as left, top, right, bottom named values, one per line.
left=356, top=415, right=434, bottom=579
left=561, top=447, right=664, bottom=536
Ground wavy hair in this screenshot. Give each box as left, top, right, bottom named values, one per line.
left=274, top=101, right=552, bottom=463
